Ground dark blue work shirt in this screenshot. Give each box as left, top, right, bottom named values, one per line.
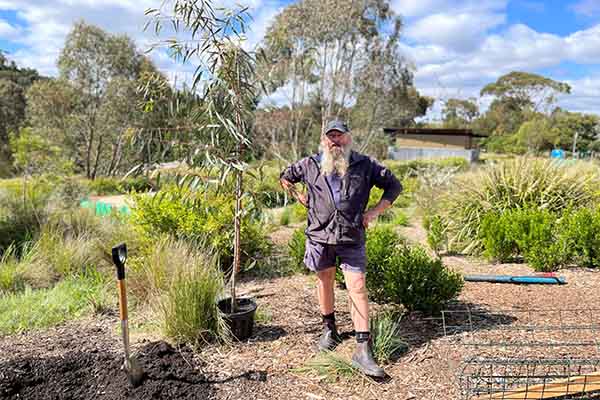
left=325, top=173, right=342, bottom=208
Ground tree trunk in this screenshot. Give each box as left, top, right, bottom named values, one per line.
left=91, top=134, right=104, bottom=180
left=86, top=125, right=94, bottom=179
left=231, top=144, right=243, bottom=313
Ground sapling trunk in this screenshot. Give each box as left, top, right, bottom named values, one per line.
left=231, top=144, right=243, bottom=313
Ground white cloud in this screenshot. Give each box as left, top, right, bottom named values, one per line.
left=243, top=1, right=282, bottom=51
left=390, top=0, right=508, bottom=18
left=406, top=12, right=505, bottom=53
left=559, top=75, right=600, bottom=115
left=0, top=0, right=282, bottom=80
left=0, top=19, right=21, bottom=39
left=565, top=25, right=600, bottom=63
left=408, top=23, right=600, bottom=86
left=392, top=0, right=506, bottom=18
left=391, top=0, right=445, bottom=18
left=400, top=5, right=600, bottom=118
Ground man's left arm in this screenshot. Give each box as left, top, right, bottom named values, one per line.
left=362, top=159, right=403, bottom=228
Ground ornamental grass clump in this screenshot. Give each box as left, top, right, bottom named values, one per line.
left=370, top=310, right=408, bottom=363
left=440, top=157, right=599, bottom=254
left=130, top=237, right=228, bottom=344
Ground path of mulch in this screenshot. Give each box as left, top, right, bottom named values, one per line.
left=1, top=220, right=600, bottom=399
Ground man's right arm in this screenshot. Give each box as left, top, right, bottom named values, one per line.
left=280, top=159, right=308, bottom=207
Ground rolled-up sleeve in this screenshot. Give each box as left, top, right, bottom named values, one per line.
left=370, top=158, right=402, bottom=204
left=280, top=158, right=307, bottom=184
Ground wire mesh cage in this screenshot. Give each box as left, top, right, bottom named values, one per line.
left=460, top=357, right=600, bottom=399
left=441, top=307, right=600, bottom=399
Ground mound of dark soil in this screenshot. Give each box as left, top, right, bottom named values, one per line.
left=0, top=341, right=217, bottom=399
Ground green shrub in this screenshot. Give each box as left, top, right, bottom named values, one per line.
left=246, top=162, right=288, bottom=208
left=391, top=210, right=410, bottom=227
left=370, top=310, right=408, bottom=363
left=561, top=207, right=600, bottom=268
left=291, top=201, right=308, bottom=222
left=130, top=184, right=271, bottom=269
left=51, top=176, right=90, bottom=209
left=479, top=212, right=519, bottom=262
left=121, top=176, right=154, bottom=193
left=277, top=202, right=307, bottom=225
left=87, top=177, right=122, bottom=195
left=479, top=208, right=576, bottom=271
left=400, top=176, right=419, bottom=195
left=364, top=226, right=404, bottom=302
left=287, top=228, right=307, bottom=274
left=85, top=176, right=153, bottom=196
left=0, top=175, right=97, bottom=257
left=248, top=177, right=287, bottom=208
left=511, top=209, right=570, bottom=271
left=382, top=245, right=463, bottom=315
left=279, top=207, right=291, bottom=226
left=0, top=177, right=53, bottom=255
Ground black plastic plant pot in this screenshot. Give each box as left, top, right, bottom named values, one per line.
left=218, top=297, right=257, bottom=340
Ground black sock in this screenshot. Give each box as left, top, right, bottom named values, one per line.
left=356, top=331, right=370, bottom=343
left=322, top=312, right=335, bottom=324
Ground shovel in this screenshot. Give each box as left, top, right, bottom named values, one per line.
left=112, top=243, right=145, bottom=387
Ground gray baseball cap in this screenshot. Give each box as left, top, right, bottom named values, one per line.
left=324, top=120, right=350, bottom=135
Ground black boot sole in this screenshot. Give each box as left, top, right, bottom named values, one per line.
left=351, top=360, right=385, bottom=378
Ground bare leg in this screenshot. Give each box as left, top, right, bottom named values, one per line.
left=343, top=270, right=369, bottom=332
left=344, top=270, right=384, bottom=377
left=316, top=267, right=336, bottom=315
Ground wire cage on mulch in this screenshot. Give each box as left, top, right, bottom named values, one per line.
left=441, top=307, right=600, bottom=399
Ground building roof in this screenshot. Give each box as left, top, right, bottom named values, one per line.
left=383, top=127, right=488, bottom=138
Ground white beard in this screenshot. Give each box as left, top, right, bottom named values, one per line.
left=320, top=143, right=352, bottom=176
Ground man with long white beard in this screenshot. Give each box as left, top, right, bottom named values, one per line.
left=280, top=120, right=402, bottom=378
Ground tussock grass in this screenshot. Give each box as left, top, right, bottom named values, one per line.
left=440, top=157, right=600, bottom=253
left=129, top=237, right=228, bottom=345
left=25, top=228, right=105, bottom=287
left=294, top=351, right=358, bottom=380
left=370, top=311, right=408, bottom=363
left=0, top=244, right=26, bottom=294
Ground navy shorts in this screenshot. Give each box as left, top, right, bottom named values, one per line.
left=303, top=238, right=367, bottom=273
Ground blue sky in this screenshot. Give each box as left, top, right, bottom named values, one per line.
left=1, top=0, right=599, bottom=117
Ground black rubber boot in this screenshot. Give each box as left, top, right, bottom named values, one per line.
left=318, top=320, right=341, bottom=351
left=352, top=340, right=385, bottom=378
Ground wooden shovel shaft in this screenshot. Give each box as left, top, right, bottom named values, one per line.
left=118, top=280, right=128, bottom=321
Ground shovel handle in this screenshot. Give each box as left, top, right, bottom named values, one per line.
left=112, top=243, right=127, bottom=280
left=112, top=243, right=128, bottom=321
left=118, top=280, right=128, bottom=321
